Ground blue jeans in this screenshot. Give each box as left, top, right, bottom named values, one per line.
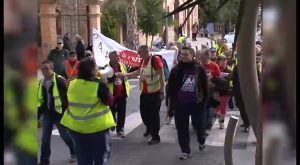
left=70, top=129, right=111, bottom=165
left=174, top=102, right=207, bottom=154
left=40, top=115, right=75, bottom=162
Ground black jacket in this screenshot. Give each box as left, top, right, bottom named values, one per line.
left=38, top=74, right=68, bottom=120
left=76, top=41, right=86, bottom=61
left=167, top=61, right=208, bottom=110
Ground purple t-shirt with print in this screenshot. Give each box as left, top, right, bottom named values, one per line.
left=177, top=68, right=197, bottom=103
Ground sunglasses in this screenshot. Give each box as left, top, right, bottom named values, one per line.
left=57, top=43, right=63, bottom=45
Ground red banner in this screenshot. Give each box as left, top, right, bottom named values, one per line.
left=118, top=50, right=142, bottom=67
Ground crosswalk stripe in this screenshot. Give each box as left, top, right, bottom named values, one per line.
left=111, top=112, right=143, bottom=139
left=129, top=85, right=137, bottom=90
left=205, top=115, right=231, bottom=146
left=52, top=129, right=60, bottom=136
left=52, top=108, right=238, bottom=148
left=160, top=114, right=235, bottom=147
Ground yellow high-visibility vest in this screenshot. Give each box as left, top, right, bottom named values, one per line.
left=177, top=36, right=185, bottom=44
left=140, top=56, right=161, bottom=93
left=13, top=77, right=38, bottom=155
left=38, top=73, right=63, bottom=114
left=60, top=78, right=115, bottom=133
left=213, top=44, right=222, bottom=56
left=108, top=63, right=130, bottom=97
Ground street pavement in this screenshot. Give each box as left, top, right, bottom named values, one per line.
left=37, top=79, right=256, bottom=165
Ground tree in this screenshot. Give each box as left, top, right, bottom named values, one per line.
left=101, top=12, right=118, bottom=41
left=137, top=0, right=163, bottom=47
left=216, top=0, right=240, bottom=31
left=102, top=0, right=128, bottom=43
left=126, top=0, right=139, bottom=50
left=198, top=0, right=239, bottom=30
left=102, top=0, right=127, bottom=25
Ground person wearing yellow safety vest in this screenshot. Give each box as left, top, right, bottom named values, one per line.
left=38, top=60, right=76, bottom=165
left=177, top=34, right=186, bottom=45
left=107, top=51, right=130, bottom=138
left=60, top=58, right=115, bottom=165
left=212, top=39, right=225, bottom=56
left=115, top=45, right=165, bottom=145
left=4, top=66, right=37, bottom=165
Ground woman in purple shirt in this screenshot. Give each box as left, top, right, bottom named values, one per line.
left=167, top=46, right=208, bottom=160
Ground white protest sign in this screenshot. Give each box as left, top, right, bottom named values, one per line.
left=92, top=28, right=176, bottom=69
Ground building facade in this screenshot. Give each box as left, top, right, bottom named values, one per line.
left=38, top=0, right=198, bottom=63
left=38, top=0, right=102, bottom=63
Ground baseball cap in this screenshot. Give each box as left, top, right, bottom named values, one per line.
left=57, top=39, right=63, bottom=44
left=210, top=47, right=216, bottom=52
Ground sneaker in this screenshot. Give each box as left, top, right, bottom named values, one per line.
left=143, top=131, right=150, bottom=137
left=69, top=154, right=76, bottom=163
left=179, top=153, right=191, bottom=160
left=219, top=123, right=224, bottom=129
left=199, top=144, right=205, bottom=151
left=117, top=131, right=125, bottom=138
left=219, top=119, right=225, bottom=129
left=147, top=138, right=160, bottom=145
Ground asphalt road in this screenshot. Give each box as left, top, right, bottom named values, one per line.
left=36, top=79, right=255, bottom=165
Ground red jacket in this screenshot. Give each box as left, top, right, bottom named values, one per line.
left=65, top=60, right=79, bottom=79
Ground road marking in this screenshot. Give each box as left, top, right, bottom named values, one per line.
left=205, top=115, right=230, bottom=146
left=110, top=112, right=143, bottom=139
left=160, top=115, right=232, bottom=146
left=129, top=85, right=137, bottom=90
left=52, top=129, right=60, bottom=136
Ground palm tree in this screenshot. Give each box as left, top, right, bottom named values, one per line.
left=137, top=0, right=163, bottom=47
left=126, top=0, right=139, bottom=50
